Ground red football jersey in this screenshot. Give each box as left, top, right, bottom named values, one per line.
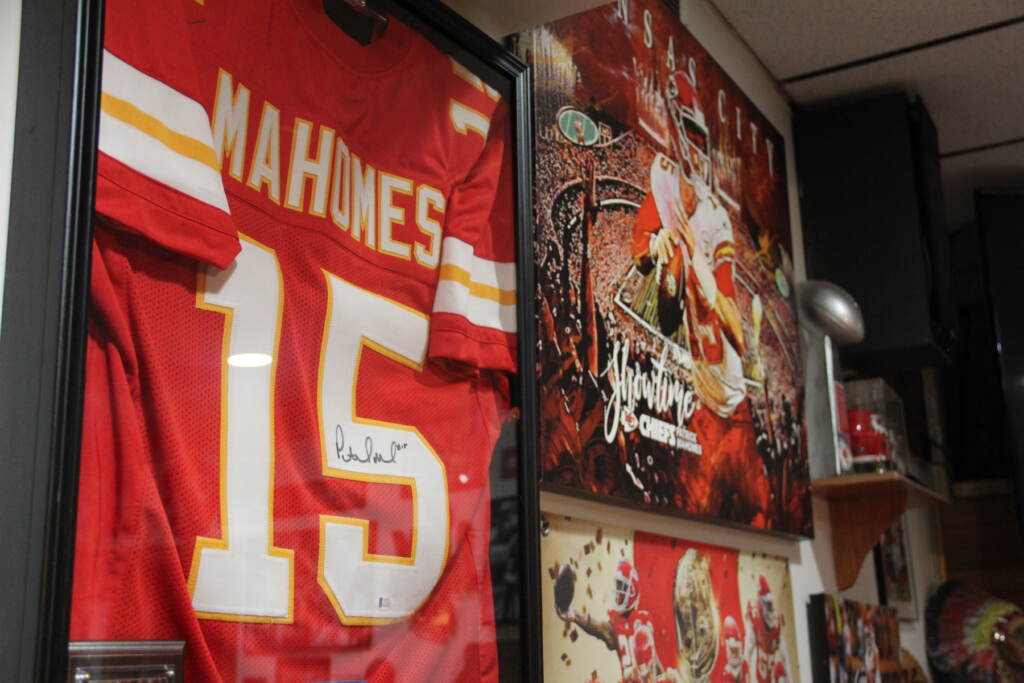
left=70, top=1, right=517, bottom=681
left=608, top=608, right=660, bottom=681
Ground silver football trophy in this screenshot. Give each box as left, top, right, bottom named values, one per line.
left=797, top=280, right=864, bottom=479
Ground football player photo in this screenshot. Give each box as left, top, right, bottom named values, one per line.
left=541, top=516, right=800, bottom=683
left=519, top=0, right=809, bottom=535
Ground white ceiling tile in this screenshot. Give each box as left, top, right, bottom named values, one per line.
left=941, top=142, right=1024, bottom=229
left=784, top=23, right=1024, bottom=153
left=712, top=0, right=1024, bottom=79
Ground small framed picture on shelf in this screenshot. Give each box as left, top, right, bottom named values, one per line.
left=808, top=594, right=902, bottom=683
left=874, top=514, right=918, bottom=620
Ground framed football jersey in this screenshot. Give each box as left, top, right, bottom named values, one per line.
left=0, top=0, right=539, bottom=680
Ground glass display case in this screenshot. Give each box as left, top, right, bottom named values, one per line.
left=845, top=378, right=910, bottom=475
left=0, top=1, right=539, bottom=680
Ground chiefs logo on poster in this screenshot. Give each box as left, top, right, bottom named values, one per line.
left=515, top=0, right=810, bottom=535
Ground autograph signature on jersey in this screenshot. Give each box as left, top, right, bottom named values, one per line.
left=334, top=424, right=408, bottom=465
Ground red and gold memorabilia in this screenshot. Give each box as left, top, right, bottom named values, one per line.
left=71, top=0, right=522, bottom=680
left=516, top=0, right=809, bottom=535
left=809, top=594, right=902, bottom=683
left=542, top=516, right=800, bottom=682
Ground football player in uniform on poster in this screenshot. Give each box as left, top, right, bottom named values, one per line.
left=630, top=65, right=746, bottom=417
left=745, top=575, right=792, bottom=683
left=525, top=0, right=810, bottom=536
left=723, top=616, right=750, bottom=683
left=554, top=559, right=676, bottom=683
left=772, top=659, right=791, bottom=683
left=631, top=64, right=773, bottom=523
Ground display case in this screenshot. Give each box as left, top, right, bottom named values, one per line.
left=0, top=0, right=540, bottom=680
left=845, top=378, right=910, bottom=475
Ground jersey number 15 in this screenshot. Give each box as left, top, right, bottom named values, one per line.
left=187, top=235, right=448, bottom=626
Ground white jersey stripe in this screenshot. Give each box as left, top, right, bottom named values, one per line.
left=99, top=112, right=229, bottom=212
left=99, top=50, right=230, bottom=213
left=434, top=236, right=516, bottom=334
left=433, top=279, right=517, bottom=334
left=438, top=236, right=516, bottom=291
left=450, top=58, right=501, bottom=101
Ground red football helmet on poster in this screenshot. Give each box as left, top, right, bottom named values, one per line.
left=615, top=559, right=642, bottom=613
left=666, top=63, right=711, bottom=190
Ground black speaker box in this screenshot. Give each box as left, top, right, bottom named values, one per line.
left=976, top=188, right=1024, bottom=532
left=795, top=92, right=956, bottom=371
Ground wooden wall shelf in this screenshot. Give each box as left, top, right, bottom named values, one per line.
left=813, top=473, right=949, bottom=590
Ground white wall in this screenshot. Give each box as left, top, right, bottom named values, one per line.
left=0, top=0, right=22, bottom=338
left=899, top=507, right=944, bottom=671
left=448, top=0, right=941, bottom=679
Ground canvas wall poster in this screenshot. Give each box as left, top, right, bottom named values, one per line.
left=541, top=515, right=800, bottom=683
left=515, top=0, right=810, bottom=535
left=874, top=515, right=917, bottom=621
left=808, top=594, right=901, bottom=683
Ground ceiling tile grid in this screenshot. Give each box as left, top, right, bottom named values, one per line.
left=782, top=23, right=1024, bottom=154
left=711, top=0, right=1024, bottom=230
left=711, top=0, right=1024, bottom=80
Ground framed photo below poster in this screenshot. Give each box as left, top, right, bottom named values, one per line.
left=541, top=515, right=801, bottom=683
left=874, top=515, right=918, bottom=620
left=807, top=594, right=902, bottom=683
left=513, top=0, right=810, bottom=536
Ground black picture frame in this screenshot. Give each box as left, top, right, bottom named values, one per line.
left=0, top=0, right=105, bottom=680
left=0, top=0, right=541, bottom=680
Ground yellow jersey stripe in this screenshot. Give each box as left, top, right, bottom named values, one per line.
left=101, top=92, right=220, bottom=172
left=438, top=264, right=516, bottom=306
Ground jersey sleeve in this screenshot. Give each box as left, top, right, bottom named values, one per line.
left=632, top=192, right=661, bottom=268
left=711, top=208, right=737, bottom=299
left=430, top=100, right=517, bottom=374
left=96, top=0, right=239, bottom=268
